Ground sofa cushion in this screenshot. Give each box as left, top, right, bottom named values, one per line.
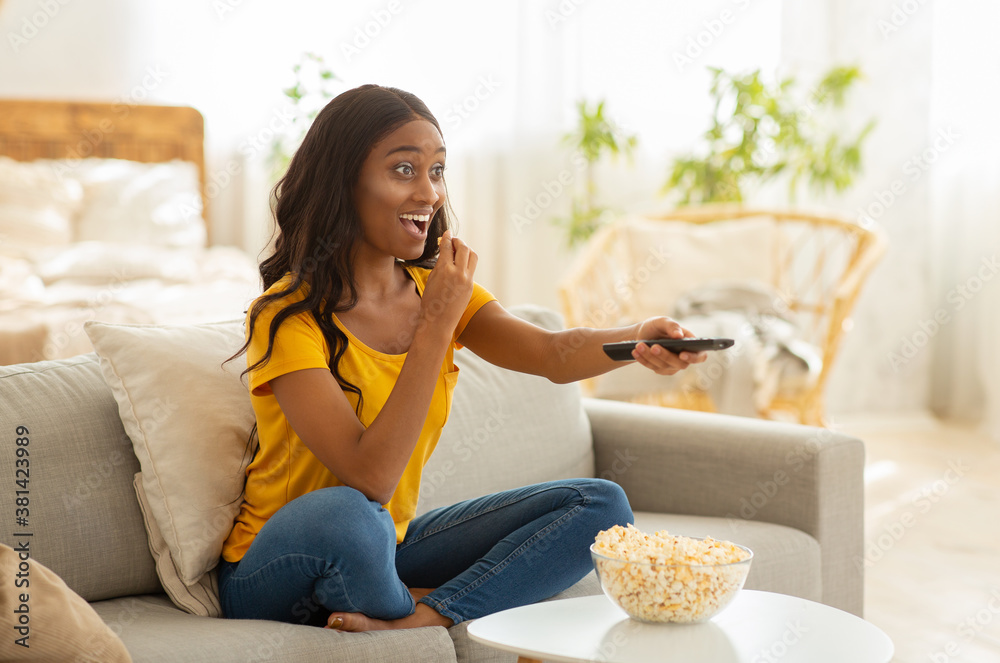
left=417, top=305, right=595, bottom=515
left=630, top=512, right=822, bottom=602
left=91, top=594, right=457, bottom=663
left=85, top=319, right=255, bottom=617
left=0, top=354, right=161, bottom=601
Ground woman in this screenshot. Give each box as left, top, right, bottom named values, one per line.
left=219, top=84, right=707, bottom=633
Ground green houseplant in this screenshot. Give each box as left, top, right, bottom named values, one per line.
left=268, top=52, right=341, bottom=182
left=664, top=65, right=875, bottom=205
left=557, top=100, right=637, bottom=247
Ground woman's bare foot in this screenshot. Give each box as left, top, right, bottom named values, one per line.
left=326, top=603, right=452, bottom=632
left=325, top=587, right=452, bottom=632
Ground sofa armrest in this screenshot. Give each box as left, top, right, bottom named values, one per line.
left=584, top=397, right=865, bottom=616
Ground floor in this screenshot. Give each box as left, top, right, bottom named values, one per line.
left=837, top=413, right=1000, bottom=663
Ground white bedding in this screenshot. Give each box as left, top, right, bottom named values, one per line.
left=0, top=243, right=260, bottom=365
left=0, top=155, right=263, bottom=365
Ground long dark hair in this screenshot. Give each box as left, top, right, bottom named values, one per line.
left=229, top=84, right=453, bottom=415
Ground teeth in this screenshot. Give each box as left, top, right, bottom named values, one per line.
left=400, top=213, right=431, bottom=222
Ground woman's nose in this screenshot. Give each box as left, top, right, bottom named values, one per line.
left=414, top=173, right=440, bottom=205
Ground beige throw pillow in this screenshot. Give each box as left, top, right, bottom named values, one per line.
left=133, top=474, right=221, bottom=616
left=620, top=215, right=779, bottom=315
left=84, top=319, right=255, bottom=617
left=0, top=543, right=133, bottom=662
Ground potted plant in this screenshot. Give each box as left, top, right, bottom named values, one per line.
left=268, top=52, right=341, bottom=182
left=556, top=99, right=637, bottom=247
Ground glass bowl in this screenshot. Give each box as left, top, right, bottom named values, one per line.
left=590, top=538, right=753, bottom=624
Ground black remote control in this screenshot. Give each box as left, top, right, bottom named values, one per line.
left=602, top=338, right=734, bottom=361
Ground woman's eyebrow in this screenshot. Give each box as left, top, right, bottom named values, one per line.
left=384, top=145, right=447, bottom=157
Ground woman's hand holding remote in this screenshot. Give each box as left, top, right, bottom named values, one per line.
left=630, top=316, right=709, bottom=375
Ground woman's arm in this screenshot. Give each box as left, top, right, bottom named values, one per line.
left=269, top=232, right=477, bottom=505
left=457, top=301, right=706, bottom=384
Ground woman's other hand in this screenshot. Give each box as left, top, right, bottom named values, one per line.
left=418, top=231, right=478, bottom=337
left=630, top=316, right=708, bottom=375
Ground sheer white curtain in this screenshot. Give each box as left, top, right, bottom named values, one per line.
left=783, top=0, right=1000, bottom=435
left=927, top=1, right=1000, bottom=439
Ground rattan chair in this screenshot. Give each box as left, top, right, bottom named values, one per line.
left=557, top=205, right=887, bottom=425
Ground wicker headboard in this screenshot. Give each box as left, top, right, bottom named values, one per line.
left=0, top=99, right=210, bottom=242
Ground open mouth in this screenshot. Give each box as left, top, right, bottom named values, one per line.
left=399, top=213, right=430, bottom=239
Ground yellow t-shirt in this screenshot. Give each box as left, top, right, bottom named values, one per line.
left=222, top=264, right=496, bottom=563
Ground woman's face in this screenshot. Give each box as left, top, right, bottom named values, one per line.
left=354, top=118, right=447, bottom=261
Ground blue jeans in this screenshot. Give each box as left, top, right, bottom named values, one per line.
left=218, top=478, right=633, bottom=626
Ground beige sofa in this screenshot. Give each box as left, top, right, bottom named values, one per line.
left=0, top=306, right=864, bottom=662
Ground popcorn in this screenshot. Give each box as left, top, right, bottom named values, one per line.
left=592, top=524, right=752, bottom=623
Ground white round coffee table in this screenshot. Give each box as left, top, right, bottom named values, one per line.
left=467, top=590, right=893, bottom=663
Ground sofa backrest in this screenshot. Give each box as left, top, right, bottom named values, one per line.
left=0, top=305, right=595, bottom=602
left=0, top=354, right=161, bottom=601
left=417, top=305, right=596, bottom=516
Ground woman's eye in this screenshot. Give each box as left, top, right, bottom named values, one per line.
left=394, top=163, right=445, bottom=178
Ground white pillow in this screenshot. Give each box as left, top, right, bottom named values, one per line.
left=620, top=215, right=778, bottom=316
left=84, top=319, right=254, bottom=616
left=133, top=474, right=222, bottom=616
left=61, top=158, right=206, bottom=249
left=0, top=256, right=45, bottom=300
left=0, top=156, right=82, bottom=257
left=34, top=241, right=200, bottom=284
